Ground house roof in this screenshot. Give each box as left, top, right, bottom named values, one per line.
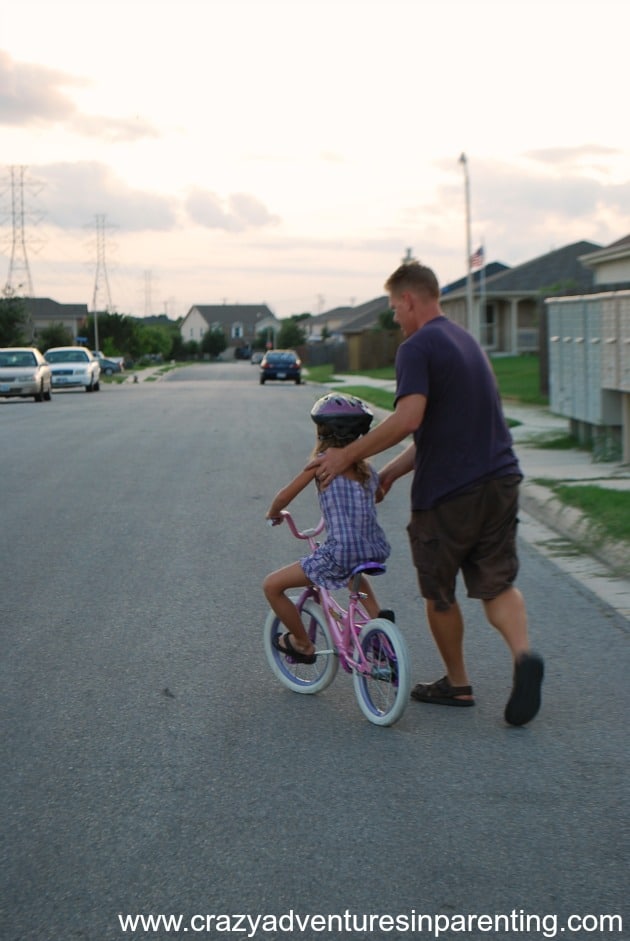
left=23, top=297, right=89, bottom=318
left=441, top=262, right=510, bottom=295
left=478, top=241, right=601, bottom=296
left=339, top=296, right=391, bottom=334
left=185, top=303, right=277, bottom=328
left=440, top=241, right=603, bottom=300
left=310, top=297, right=390, bottom=334
left=579, top=233, right=630, bottom=268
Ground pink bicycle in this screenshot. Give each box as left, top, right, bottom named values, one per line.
left=263, top=511, right=411, bottom=726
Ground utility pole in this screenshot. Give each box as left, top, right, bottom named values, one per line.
left=91, top=214, right=114, bottom=352
left=144, top=270, right=153, bottom=317
left=459, top=153, right=476, bottom=341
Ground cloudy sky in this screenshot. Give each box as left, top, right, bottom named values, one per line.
left=1, top=0, right=629, bottom=319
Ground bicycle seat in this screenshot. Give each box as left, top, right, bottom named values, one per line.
left=350, top=561, right=387, bottom=577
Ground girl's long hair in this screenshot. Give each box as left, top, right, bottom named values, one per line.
left=311, top=432, right=371, bottom=488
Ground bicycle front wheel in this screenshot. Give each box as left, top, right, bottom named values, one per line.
left=351, top=618, right=411, bottom=726
left=263, top=598, right=338, bottom=694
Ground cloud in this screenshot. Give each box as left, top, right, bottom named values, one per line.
left=524, top=144, right=620, bottom=167
left=0, top=49, right=158, bottom=141
left=185, top=187, right=280, bottom=231
left=0, top=49, right=84, bottom=125
left=40, top=162, right=178, bottom=231
left=426, top=150, right=630, bottom=264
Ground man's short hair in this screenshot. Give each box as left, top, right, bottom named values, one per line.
left=385, top=262, right=440, bottom=299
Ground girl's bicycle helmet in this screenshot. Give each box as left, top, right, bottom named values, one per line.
left=310, top=393, right=373, bottom=443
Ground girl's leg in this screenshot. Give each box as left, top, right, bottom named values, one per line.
left=263, top=562, right=315, bottom=655
left=354, top=575, right=381, bottom=618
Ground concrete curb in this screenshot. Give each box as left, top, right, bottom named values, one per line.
left=520, top=481, right=629, bottom=577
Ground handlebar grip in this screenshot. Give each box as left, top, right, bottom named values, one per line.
left=268, top=511, right=325, bottom=539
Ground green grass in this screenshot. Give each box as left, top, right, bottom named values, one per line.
left=536, top=481, right=630, bottom=544
left=329, top=385, right=396, bottom=411
left=489, top=354, right=547, bottom=405
left=304, top=363, right=340, bottom=384
left=525, top=432, right=585, bottom=450
left=306, top=356, right=547, bottom=407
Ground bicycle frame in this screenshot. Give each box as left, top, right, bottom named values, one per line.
left=277, top=510, right=387, bottom=676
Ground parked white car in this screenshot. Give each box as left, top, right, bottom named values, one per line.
left=45, top=346, right=101, bottom=392
left=0, top=347, right=53, bottom=402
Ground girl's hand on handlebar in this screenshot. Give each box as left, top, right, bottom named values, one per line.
left=266, top=511, right=284, bottom=526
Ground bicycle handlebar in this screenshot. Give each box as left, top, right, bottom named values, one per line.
left=271, top=510, right=325, bottom=540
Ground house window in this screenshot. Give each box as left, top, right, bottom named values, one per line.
left=232, top=323, right=244, bottom=340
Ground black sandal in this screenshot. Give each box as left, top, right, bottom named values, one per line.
left=504, top=652, right=544, bottom=726
left=410, top=675, right=475, bottom=706
left=272, top=632, right=317, bottom=665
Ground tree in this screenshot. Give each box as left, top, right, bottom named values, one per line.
left=85, top=312, right=142, bottom=358
left=37, top=322, right=74, bottom=349
left=376, top=309, right=396, bottom=330
left=201, top=327, right=227, bottom=358
left=277, top=316, right=307, bottom=348
left=138, top=324, right=173, bottom=359
left=0, top=297, right=28, bottom=346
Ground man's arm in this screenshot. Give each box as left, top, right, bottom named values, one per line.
left=378, top=441, right=416, bottom=498
left=306, top=393, right=426, bottom=483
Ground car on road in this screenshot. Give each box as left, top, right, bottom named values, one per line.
left=250, top=351, right=264, bottom=365
left=0, top=347, right=53, bottom=402
left=45, top=346, right=101, bottom=392
left=259, top=349, right=302, bottom=384
left=98, top=356, right=123, bottom=375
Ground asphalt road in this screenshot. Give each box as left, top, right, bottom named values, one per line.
left=1, top=363, right=628, bottom=941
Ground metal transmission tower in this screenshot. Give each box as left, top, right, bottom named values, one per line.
left=91, top=214, right=114, bottom=314
left=2, top=165, right=39, bottom=298
left=90, top=214, right=115, bottom=352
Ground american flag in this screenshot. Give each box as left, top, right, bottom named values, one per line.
left=470, top=245, right=485, bottom=269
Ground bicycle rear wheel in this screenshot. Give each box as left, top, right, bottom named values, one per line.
left=351, top=618, right=411, bottom=726
left=263, top=598, right=338, bottom=694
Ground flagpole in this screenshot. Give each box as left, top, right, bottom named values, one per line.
left=459, top=152, right=476, bottom=341
left=480, top=239, right=486, bottom=347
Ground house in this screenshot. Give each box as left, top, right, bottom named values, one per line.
left=546, top=235, right=630, bottom=462
left=440, top=242, right=601, bottom=353
left=304, top=296, right=394, bottom=371
left=179, top=303, right=279, bottom=352
left=307, top=296, right=390, bottom=342
left=22, top=297, right=89, bottom=344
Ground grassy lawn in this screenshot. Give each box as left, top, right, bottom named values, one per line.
left=306, top=356, right=547, bottom=406
left=489, top=354, right=548, bottom=405
left=537, top=481, right=630, bottom=545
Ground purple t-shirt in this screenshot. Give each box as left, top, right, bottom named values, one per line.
left=395, top=316, right=521, bottom=510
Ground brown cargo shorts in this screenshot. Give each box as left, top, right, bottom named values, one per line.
left=406, top=475, right=521, bottom=609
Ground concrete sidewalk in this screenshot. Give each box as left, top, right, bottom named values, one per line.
left=322, top=375, right=630, bottom=582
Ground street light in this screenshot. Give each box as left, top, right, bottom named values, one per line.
left=459, top=152, right=476, bottom=341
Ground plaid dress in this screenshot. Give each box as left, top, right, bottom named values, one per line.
left=301, top=467, right=391, bottom=590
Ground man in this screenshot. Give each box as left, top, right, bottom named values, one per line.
left=309, top=261, right=543, bottom=726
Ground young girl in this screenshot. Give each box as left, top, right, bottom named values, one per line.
left=264, top=393, right=391, bottom=664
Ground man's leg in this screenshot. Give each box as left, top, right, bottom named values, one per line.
left=483, top=587, right=543, bottom=726
left=419, top=598, right=474, bottom=703
left=482, top=586, right=529, bottom=657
